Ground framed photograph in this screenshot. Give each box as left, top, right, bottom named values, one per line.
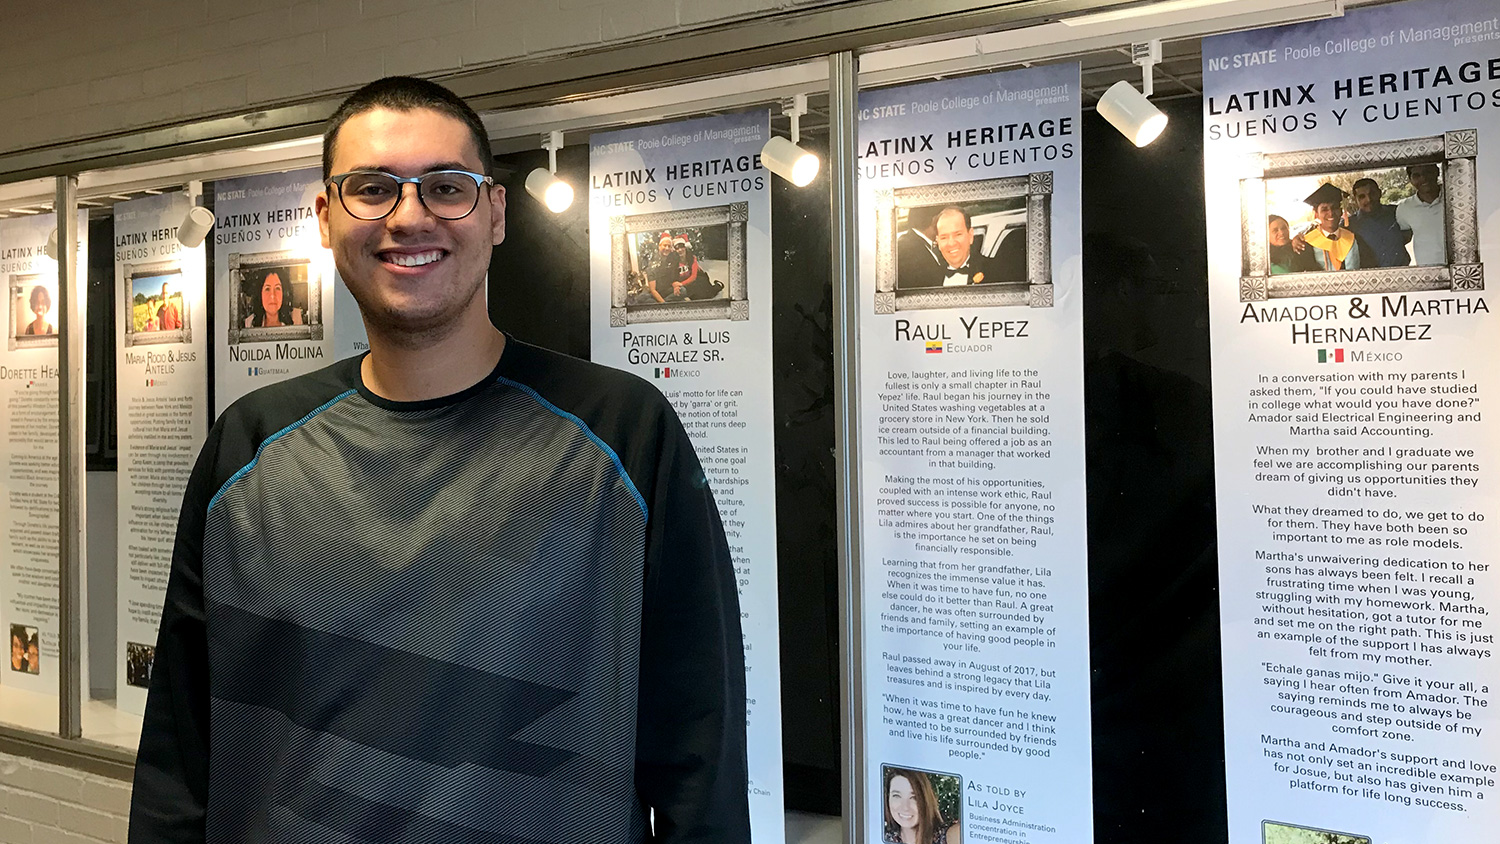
left=1237, top=129, right=1482, bottom=301
left=9, top=273, right=57, bottom=350
left=609, top=202, right=749, bottom=326
left=880, top=763, right=963, bottom=844
left=9, top=624, right=39, bottom=675
left=125, top=641, right=155, bottom=688
left=123, top=261, right=190, bottom=347
left=874, top=172, right=1055, bottom=313
left=226, top=250, right=324, bottom=345
left=1262, top=818, right=1370, bottom=844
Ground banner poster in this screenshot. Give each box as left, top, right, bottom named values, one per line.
left=587, top=110, right=785, bottom=843
left=213, top=167, right=337, bottom=414
left=0, top=211, right=87, bottom=699
left=112, top=192, right=208, bottom=714
left=332, top=271, right=370, bottom=361
left=856, top=63, right=1089, bottom=844
left=1203, top=0, right=1500, bottom=840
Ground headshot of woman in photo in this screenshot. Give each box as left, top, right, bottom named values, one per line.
left=25, top=632, right=39, bottom=675
left=243, top=271, right=304, bottom=328
left=24, top=284, right=54, bottom=335
left=1268, top=214, right=1317, bottom=275
left=10, top=628, right=25, bottom=672
left=884, top=767, right=962, bottom=844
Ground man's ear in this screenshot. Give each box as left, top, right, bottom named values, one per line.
left=315, top=190, right=332, bottom=250
left=489, top=183, right=507, bottom=247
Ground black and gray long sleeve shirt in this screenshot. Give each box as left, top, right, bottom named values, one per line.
left=128, top=338, right=749, bottom=844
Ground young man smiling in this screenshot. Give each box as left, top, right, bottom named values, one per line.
left=130, top=76, right=749, bottom=844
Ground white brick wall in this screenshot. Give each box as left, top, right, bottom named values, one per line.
left=0, top=753, right=131, bottom=844
left=0, top=0, right=854, bottom=157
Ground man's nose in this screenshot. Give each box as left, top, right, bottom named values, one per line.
left=386, top=182, right=435, bottom=229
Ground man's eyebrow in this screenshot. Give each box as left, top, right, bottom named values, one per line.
left=339, top=161, right=478, bottom=175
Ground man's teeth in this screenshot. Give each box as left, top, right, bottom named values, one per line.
left=385, top=251, right=443, bottom=267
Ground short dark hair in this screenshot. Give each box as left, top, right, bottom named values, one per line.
left=1406, top=162, right=1440, bottom=180
left=322, top=76, right=493, bottom=180
left=935, top=205, right=972, bottom=231
left=29, top=284, right=50, bottom=313
left=907, top=205, right=940, bottom=232
left=1351, top=177, right=1379, bottom=196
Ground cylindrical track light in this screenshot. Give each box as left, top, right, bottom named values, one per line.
left=177, top=206, right=215, bottom=248
left=1097, top=80, right=1168, bottom=147
left=761, top=94, right=821, bottom=187
left=525, top=130, right=574, bottom=213
left=1098, top=40, right=1169, bottom=148
left=525, top=169, right=575, bottom=213
left=760, top=136, right=820, bottom=187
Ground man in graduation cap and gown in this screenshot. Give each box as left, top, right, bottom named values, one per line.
left=1299, top=182, right=1367, bottom=271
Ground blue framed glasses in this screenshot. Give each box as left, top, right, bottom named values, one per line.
left=326, top=169, right=494, bottom=221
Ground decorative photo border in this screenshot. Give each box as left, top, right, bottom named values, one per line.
left=1238, top=129, right=1482, bottom=301
left=874, top=172, right=1054, bottom=313
left=9, top=273, right=57, bottom=351
left=226, top=249, right=324, bottom=345
left=122, top=261, right=190, bottom=348
left=609, top=202, right=749, bottom=326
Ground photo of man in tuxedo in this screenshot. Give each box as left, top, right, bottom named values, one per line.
left=883, top=193, right=1032, bottom=305
left=934, top=205, right=1005, bottom=287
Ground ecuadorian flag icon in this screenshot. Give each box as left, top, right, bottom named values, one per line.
left=925, top=341, right=943, bottom=354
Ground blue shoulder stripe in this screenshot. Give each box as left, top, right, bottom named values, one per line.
left=207, top=389, right=359, bottom=515
left=494, top=375, right=649, bottom=521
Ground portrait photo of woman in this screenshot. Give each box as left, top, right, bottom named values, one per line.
left=25, top=632, right=39, bottom=675
left=1267, top=215, right=1317, bottom=275
left=10, top=624, right=39, bottom=675
left=883, top=766, right=962, bottom=844
left=10, top=626, right=25, bottom=672
left=23, top=284, right=53, bottom=336
left=242, top=270, right=305, bottom=328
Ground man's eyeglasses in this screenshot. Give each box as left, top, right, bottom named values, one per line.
left=326, top=170, right=494, bottom=221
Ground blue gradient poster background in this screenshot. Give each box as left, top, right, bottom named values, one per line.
left=1204, top=1, right=1500, bottom=841
left=588, top=110, right=784, bottom=844
left=856, top=63, right=1091, bottom=844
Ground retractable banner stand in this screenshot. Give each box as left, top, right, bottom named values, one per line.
left=587, top=111, right=785, bottom=842
left=113, top=192, right=209, bottom=714
left=213, top=168, right=341, bottom=414
left=1204, top=1, right=1500, bottom=840
left=0, top=211, right=86, bottom=699
left=856, top=63, right=1090, bottom=844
